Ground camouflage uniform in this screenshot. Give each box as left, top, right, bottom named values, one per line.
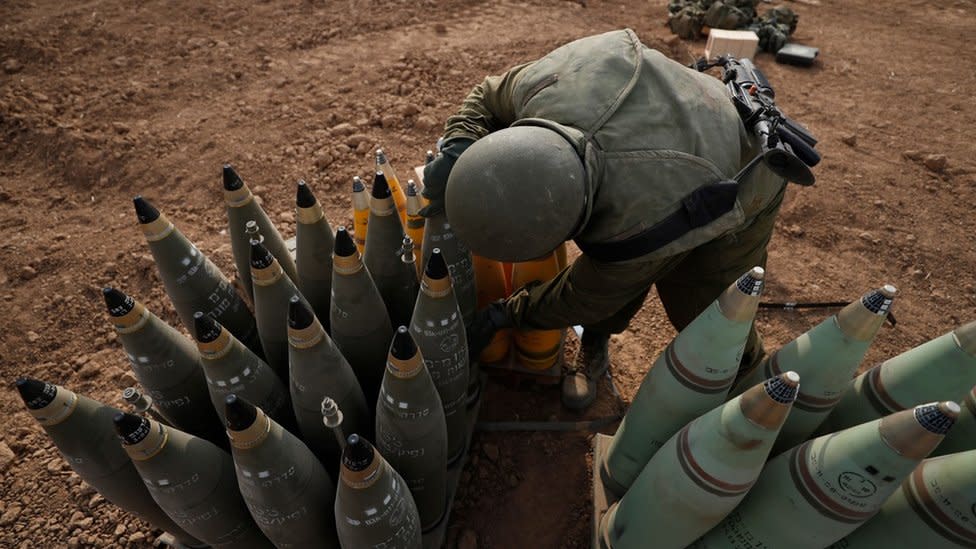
left=439, top=29, right=790, bottom=373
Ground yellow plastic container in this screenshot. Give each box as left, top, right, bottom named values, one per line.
left=512, top=252, right=561, bottom=370
left=473, top=254, right=511, bottom=363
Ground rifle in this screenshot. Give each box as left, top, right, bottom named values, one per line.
left=694, top=55, right=820, bottom=186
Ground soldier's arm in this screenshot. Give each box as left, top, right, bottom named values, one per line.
left=442, top=61, right=533, bottom=142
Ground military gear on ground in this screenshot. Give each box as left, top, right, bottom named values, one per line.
left=669, top=4, right=706, bottom=39
left=444, top=125, right=587, bottom=262
left=703, top=0, right=758, bottom=30
left=466, top=300, right=512, bottom=361
left=562, top=331, right=610, bottom=411
left=418, top=138, right=473, bottom=218
left=665, top=0, right=798, bottom=52
left=749, top=6, right=800, bottom=53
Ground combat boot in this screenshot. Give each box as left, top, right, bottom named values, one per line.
left=562, top=331, right=610, bottom=411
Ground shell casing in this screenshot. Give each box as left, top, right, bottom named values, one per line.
left=141, top=212, right=262, bottom=356
left=376, top=151, right=408, bottom=225
left=375, top=342, right=448, bottom=532
left=111, top=297, right=226, bottom=444
left=250, top=255, right=304, bottom=383
left=330, top=252, right=394, bottom=408
left=511, top=252, right=561, bottom=370
left=335, top=443, right=422, bottom=549
left=295, top=202, right=335, bottom=330
left=931, top=385, right=976, bottom=457
left=22, top=385, right=203, bottom=546
left=472, top=254, right=511, bottom=363
left=224, top=182, right=298, bottom=298
left=288, top=318, right=371, bottom=476
left=819, top=320, right=976, bottom=436
left=829, top=449, right=976, bottom=548
left=229, top=408, right=339, bottom=548
left=731, top=285, right=896, bottom=455
left=405, top=212, right=426, bottom=274
left=352, top=183, right=370, bottom=254
left=602, top=268, right=765, bottom=497
left=123, top=418, right=273, bottom=548
left=363, top=195, right=416, bottom=328
left=695, top=402, right=957, bottom=549
left=198, top=327, right=293, bottom=432
left=411, top=272, right=469, bottom=463
left=420, top=212, right=477, bottom=327
left=601, top=372, right=799, bottom=549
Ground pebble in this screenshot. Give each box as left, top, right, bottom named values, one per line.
left=114, top=524, right=126, bottom=536
left=128, top=532, right=146, bottom=544
left=26, top=331, right=40, bottom=343
left=0, top=504, right=22, bottom=526
left=331, top=122, right=356, bottom=135
left=345, top=134, right=369, bottom=147
left=2, top=58, right=23, bottom=74
left=19, top=266, right=37, bottom=280
left=483, top=443, right=499, bottom=462
left=0, top=442, right=15, bottom=472
left=840, top=133, right=857, bottom=147
left=923, top=154, right=948, bottom=173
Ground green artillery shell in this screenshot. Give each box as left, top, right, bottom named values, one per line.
left=114, top=412, right=273, bottom=548
left=134, top=196, right=262, bottom=356
left=295, top=180, right=334, bottom=330
left=223, top=164, right=298, bottom=298
left=376, top=326, right=448, bottom=532
left=104, top=287, right=225, bottom=444
left=932, top=385, right=976, bottom=457
left=420, top=211, right=476, bottom=329
left=601, top=372, right=800, bottom=549
left=364, top=171, right=416, bottom=328
left=819, top=320, right=976, bottom=436
left=16, top=379, right=203, bottom=547
left=224, top=395, right=339, bottom=548
left=830, top=449, right=976, bottom=548
left=288, top=296, right=370, bottom=475
left=331, top=226, right=394, bottom=408
left=411, top=249, right=469, bottom=463
left=694, top=401, right=959, bottom=549
left=250, top=239, right=306, bottom=382
left=732, top=285, right=897, bottom=455
left=192, top=312, right=294, bottom=431
left=601, top=267, right=765, bottom=497
left=334, top=434, right=422, bottom=549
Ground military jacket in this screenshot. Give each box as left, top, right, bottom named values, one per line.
left=443, top=29, right=786, bottom=263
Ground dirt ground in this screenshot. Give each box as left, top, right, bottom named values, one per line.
left=2, top=0, right=975, bottom=547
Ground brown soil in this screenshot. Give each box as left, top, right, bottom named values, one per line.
left=2, top=0, right=975, bottom=547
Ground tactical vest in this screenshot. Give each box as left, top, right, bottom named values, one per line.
left=508, top=29, right=786, bottom=263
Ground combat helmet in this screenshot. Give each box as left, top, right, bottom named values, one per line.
left=444, top=125, right=586, bottom=262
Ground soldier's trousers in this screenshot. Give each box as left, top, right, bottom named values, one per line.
left=506, top=187, right=786, bottom=372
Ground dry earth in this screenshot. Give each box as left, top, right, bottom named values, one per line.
left=1, top=0, right=975, bottom=547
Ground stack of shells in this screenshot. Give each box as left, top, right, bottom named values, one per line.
left=12, top=148, right=560, bottom=549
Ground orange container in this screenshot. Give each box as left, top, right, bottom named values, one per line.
left=511, top=252, right=561, bottom=370
left=473, top=254, right=512, bottom=363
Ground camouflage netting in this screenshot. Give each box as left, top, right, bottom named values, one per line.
left=667, top=1, right=799, bottom=53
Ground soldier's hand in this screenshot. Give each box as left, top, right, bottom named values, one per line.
left=466, top=300, right=510, bottom=361
left=419, top=138, right=475, bottom=218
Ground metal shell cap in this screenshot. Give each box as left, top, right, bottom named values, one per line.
left=445, top=126, right=586, bottom=262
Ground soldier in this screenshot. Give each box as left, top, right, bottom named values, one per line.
left=420, top=29, right=818, bottom=411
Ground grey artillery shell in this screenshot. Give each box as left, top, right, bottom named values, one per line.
left=830, top=449, right=976, bottom=548
left=731, top=286, right=896, bottom=455
left=363, top=172, right=416, bottom=329
left=376, top=327, right=448, bottom=532
left=420, top=211, right=476, bottom=328
left=193, top=313, right=293, bottom=431
left=225, top=396, right=339, bottom=548
left=288, top=297, right=371, bottom=475
left=115, top=414, right=273, bottom=548
left=601, top=372, right=800, bottom=549
left=16, top=380, right=202, bottom=547
left=223, top=165, right=298, bottom=298
left=601, top=268, right=765, bottom=497
left=411, top=250, right=469, bottom=463
left=295, top=181, right=334, bottom=329
left=932, top=385, right=976, bottom=457
left=250, top=240, right=306, bottom=383
left=134, top=196, right=262, bottom=356
left=335, top=434, right=422, bottom=549
left=104, top=288, right=225, bottom=444
left=331, top=227, right=394, bottom=408
left=694, top=402, right=959, bottom=549
left=819, top=320, right=976, bottom=436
